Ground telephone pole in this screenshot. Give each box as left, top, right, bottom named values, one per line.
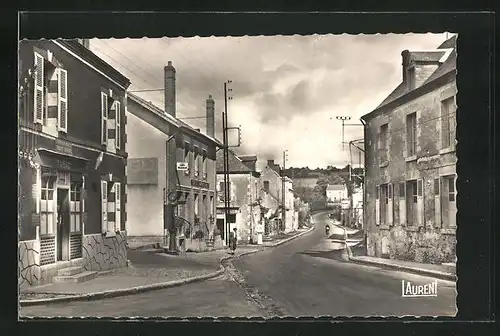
left=281, top=150, right=288, bottom=233
left=222, top=80, right=232, bottom=245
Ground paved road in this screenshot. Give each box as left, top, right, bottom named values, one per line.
left=232, top=211, right=457, bottom=317
left=20, top=212, right=456, bottom=318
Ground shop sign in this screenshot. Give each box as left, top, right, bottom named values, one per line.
left=191, top=179, right=209, bottom=189
left=57, top=159, right=72, bottom=170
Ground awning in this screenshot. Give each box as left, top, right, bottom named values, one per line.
left=37, top=148, right=89, bottom=174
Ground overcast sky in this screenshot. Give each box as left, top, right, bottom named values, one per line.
left=90, top=33, right=449, bottom=170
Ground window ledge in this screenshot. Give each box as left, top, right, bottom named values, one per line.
left=378, top=225, right=390, bottom=230
left=406, top=226, right=419, bottom=232
left=441, top=228, right=456, bottom=235
left=379, top=161, right=389, bottom=168
left=439, top=147, right=455, bottom=155
left=405, top=155, right=417, bottom=163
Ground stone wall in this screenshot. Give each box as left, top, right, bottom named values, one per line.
left=367, top=225, right=456, bottom=264
left=82, top=232, right=127, bottom=272
left=18, top=240, right=41, bottom=289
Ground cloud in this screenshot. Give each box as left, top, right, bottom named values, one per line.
left=91, top=33, right=448, bottom=168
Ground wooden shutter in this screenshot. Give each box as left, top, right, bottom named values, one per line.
left=434, top=177, right=441, bottom=227
left=417, top=179, right=424, bottom=226
left=101, top=92, right=108, bottom=145
left=375, top=185, right=380, bottom=225
left=33, top=53, right=44, bottom=124
left=101, top=180, right=108, bottom=232
left=115, top=182, right=121, bottom=232
left=115, top=101, right=121, bottom=149
left=388, top=183, right=393, bottom=226
left=57, top=68, right=68, bottom=133
left=399, top=182, right=406, bottom=226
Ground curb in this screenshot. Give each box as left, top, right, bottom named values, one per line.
left=20, top=249, right=261, bottom=307
left=349, top=257, right=457, bottom=282
left=267, top=226, right=315, bottom=247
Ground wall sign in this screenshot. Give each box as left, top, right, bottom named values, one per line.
left=176, top=162, right=189, bottom=171
left=128, top=158, right=158, bottom=185
left=191, top=179, right=209, bottom=189
left=55, top=139, right=73, bottom=155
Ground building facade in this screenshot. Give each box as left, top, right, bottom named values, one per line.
left=18, top=39, right=131, bottom=288
left=216, top=152, right=261, bottom=243
left=259, top=160, right=286, bottom=236
left=125, top=63, right=221, bottom=251
left=361, top=36, right=457, bottom=264
left=326, top=183, right=348, bottom=204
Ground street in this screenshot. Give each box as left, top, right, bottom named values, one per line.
left=20, top=212, right=456, bottom=318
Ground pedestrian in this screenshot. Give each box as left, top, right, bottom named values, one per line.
left=229, top=228, right=237, bottom=255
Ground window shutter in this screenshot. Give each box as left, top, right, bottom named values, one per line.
left=417, top=179, right=424, bottom=226
left=434, top=177, right=441, bottom=228
left=388, top=183, right=393, bottom=225
left=33, top=53, right=44, bottom=124
left=57, top=68, right=68, bottom=133
left=115, top=182, right=121, bottom=232
left=399, top=182, right=406, bottom=226
left=101, top=92, right=108, bottom=145
left=375, top=185, right=380, bottom=225
left=115, top=101, right=121, bottom=149
left=101, top=180, right=108, bottom=232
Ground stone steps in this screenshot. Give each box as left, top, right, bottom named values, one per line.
left=57, top=266, right=85, bottom=276
left=53, top=271, right=98, bottom=284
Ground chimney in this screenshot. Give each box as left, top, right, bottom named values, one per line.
left=240, top=155, right=257, bottom=171
left=206, top=95, right=215, bottom=137
left=164, top=61, right=176, bottom=117
left=267, top=159, right=275, bottom=167
left=401, top=50, right=410, bottom=82
left=77, top=39, right=90, bottom=49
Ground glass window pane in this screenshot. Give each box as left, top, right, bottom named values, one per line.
left=40, top=215, right=47, bottom=235
left=47, top=214, right=54, bottom=234
left=48, top=190, right=54, bottom=200
left=41, top=190, right=47, bottom=200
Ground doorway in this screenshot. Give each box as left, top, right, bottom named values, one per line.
left=57, top=188, right=70, bottom=261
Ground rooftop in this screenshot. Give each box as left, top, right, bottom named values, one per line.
left=216, top=150, right=257, bottom=174
left=326, top=184, right=346, bottom=191
left=373, top=35, right=457, bottom=110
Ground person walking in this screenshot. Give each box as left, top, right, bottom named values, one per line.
left=229, top=228, right=237, bottom=255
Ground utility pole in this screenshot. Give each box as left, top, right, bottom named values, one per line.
left=222, top=80, right=232, bottom=245
left=336, top=116, right=351, bottom=150
left=281, top=150, right=288, bottom=233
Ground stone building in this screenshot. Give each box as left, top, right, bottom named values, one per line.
left=361, top=35, right=457, bottom=264
left=215, top=152, right=261, bottom=244
left=125, top=62, right=221, bottom=251
left=18, top=39, right=131, bottom=288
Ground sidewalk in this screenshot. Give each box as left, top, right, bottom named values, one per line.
left=349, top=255, right=456, bottom=281
left=19, top=246, right=259, bottom=306
left=240, top=227, right=314, bottom=248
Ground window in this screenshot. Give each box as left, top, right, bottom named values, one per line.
left=264, top=181, right=270, bottom=192
left=70, top=182, right=82, bottom=233
left=203, top=195, right=208, bottom=221
left=218, top=181, right=231, bottom=202
left=33, top=52, right=68, bottom=133
left=406, top=113, right=417, bottom=157
left=441, top=96, right=456, bottom=149
left=379, top=124, right=389, bottom=163
left=447, top=177, right=455, bottom=202
left=194, top=194, right=199, bottom=216
left=399, top=182, right=405, bottom=200
left=434, top=178, right=440, bottom=196
left=40, top=175, right=56, bottom=236
left=406, top=180, right=418, bottom=226
left=209, top=196, right=214, bottom=216
left=194, top=148, right=199, bottom=177
left=202, top=150, right=207, bottom=180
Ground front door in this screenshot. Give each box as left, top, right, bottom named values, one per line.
left=57, top=188, right=70, bottom=261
